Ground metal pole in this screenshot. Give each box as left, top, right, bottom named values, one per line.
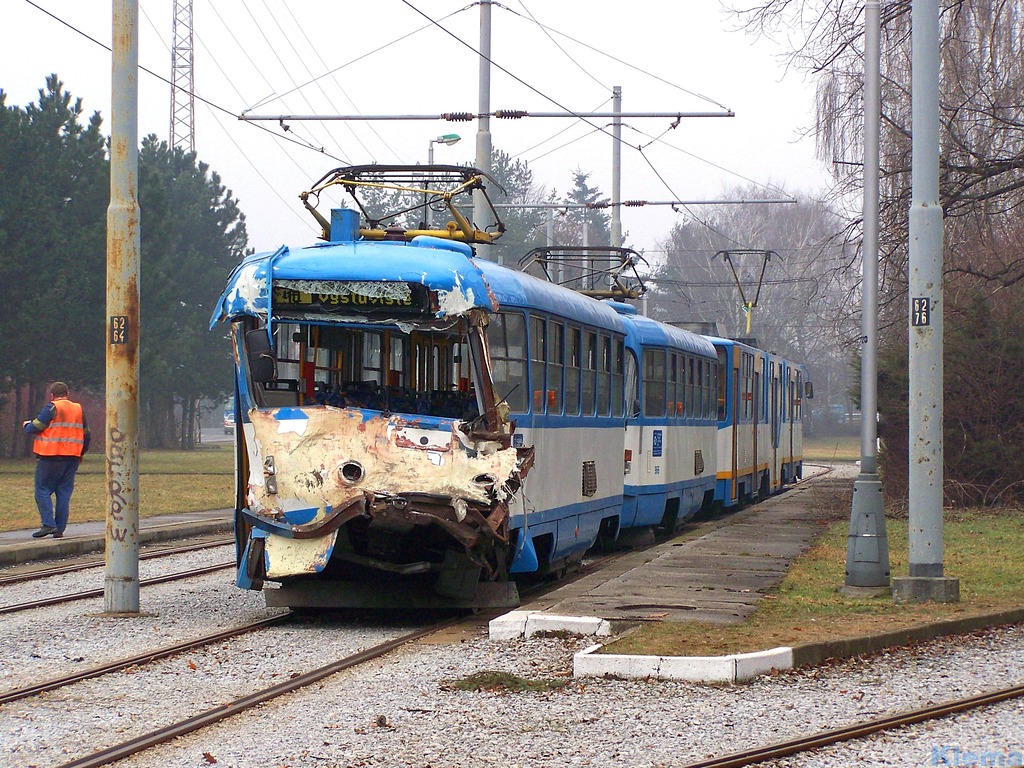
left=611, top=86, right=622, bottom=249
left=105, top=0, right=141, bottom=614
left=844, top=0, right=890, bottom=590
left=426, top=140, right=434, bottom=229
left=894, top=0, right=958, bottom=602
left=474, top=0, right=494, bottom=262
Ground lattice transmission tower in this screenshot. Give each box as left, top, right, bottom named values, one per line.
left=169, top=0, right=195, bottom=153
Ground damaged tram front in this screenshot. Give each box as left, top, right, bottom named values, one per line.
left=210, top=167, right=534, bottom=608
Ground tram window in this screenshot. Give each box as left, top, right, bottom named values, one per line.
left=625, top=349, right=639, bottom=416
left=486, top=312, right=528, bottom=413
left=389, top=336, right=407, bottom=387
left=643, top=349, right=667, bottom=417
left=548, top=321, right=564, bottom=414
left=598, top=335, right=612, bottom=416
left=565, top=326, right=581, bottom=416
left=795, top=371, right=803, bottom=420
left=687, top=356, right=697, bottom=418
left=612, top=339, right=625, bottom=417
left=704, top=360, right=713, bottom=419
left=717, top=350, right=727, bottom=421
left=362, top=331, right=384, bottom=385
left=741, top=353, right=753, bottom=421
left=530, top=316, right=547, bottom=413
left=668, top=353, right=678, bottom=420
left=582, top=330, right=597, bottom=415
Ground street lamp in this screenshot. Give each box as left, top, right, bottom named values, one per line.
left=428, top=133, right=461, bottom=164
left=426, top=134, right=461, bottom=228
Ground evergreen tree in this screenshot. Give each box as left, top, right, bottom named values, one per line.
left=138, top=136, right=248, bottom=448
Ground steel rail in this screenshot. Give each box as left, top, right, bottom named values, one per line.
left=55, top=618, right=461, bottom=768
left=678, top=682, right=1024, bottom=768
left=0, top=613, right=290, bottom=705
left=0, top=562, right=232, bottom=615
left=0, top=538, right=232, bottom=587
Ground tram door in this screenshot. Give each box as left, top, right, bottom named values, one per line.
left=753, top=362, right=760, bottom=498
left=731, top=353, right=740, bottom=504
left=770, top=361, right=780, bottom=491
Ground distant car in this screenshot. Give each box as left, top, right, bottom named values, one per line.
left=223, top=408, right=235, bottom=434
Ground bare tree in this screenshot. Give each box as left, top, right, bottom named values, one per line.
left=645, top=189, right=857, bottom=418
left=728, top=0, right=1024, bottom=502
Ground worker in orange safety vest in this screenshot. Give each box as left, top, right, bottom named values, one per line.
left=22, top=381, right=90, bottom=539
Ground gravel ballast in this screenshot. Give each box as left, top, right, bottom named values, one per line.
left=2, top=549, right=1022, bottom=768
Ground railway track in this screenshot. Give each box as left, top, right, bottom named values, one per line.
left=53, top=618, right=460, bottom=768
left=0, top=613, right=290, bottom=705
left=678, top=682, right=1024, bottom=768
left=0, top=537, right=233, bottom=586
left=0, top=561, right=233, bottom=615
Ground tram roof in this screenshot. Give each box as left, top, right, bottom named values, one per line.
left=473, top=259, right=626, bottom=333
left=620, top=313, right=718, bottom=358
left=210, top=236, right=497, bottom=326
left=212, top=234, right=628, bottom=335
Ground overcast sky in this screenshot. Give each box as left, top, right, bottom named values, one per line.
left=4, top=0, right=832, bottom=256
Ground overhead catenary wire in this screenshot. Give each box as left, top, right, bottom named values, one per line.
left=20, top=0, right=345, bottom=161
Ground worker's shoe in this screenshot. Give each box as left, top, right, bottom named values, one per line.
left=52, top=531, right=64, bottom=539
left=32, top=526, right=58, bottom=538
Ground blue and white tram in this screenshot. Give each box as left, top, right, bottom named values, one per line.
left=475, top=259, right=631, bottom=578
left=211, top=197, right=638, bottom=608
left=210, top=167, right=813, bottom=609
left=710, top=338, right=809, bottom=508
left=611, top=303, right=719, bottom=531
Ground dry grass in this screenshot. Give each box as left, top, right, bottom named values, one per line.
left=0, top=445, right=234, bottom=532
left=803, top=434, right=861, bottom=463
left=604, top=496, right=1024, bottom=657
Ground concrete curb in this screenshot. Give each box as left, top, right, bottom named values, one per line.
left=0, top=519, right=233, bottom=567
left=489, top=612, right=612, bottom=641
left=573, top=644, right=794, bottom=683
left=491, top=607, right=1024, bottom=684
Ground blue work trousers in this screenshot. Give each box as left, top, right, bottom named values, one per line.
left=34, top=457, right=80, bottom=532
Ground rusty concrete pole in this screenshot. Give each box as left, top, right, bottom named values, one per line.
left=104, top=0, right=141, bottom=614
left=473, top=0, right=493, bottom=262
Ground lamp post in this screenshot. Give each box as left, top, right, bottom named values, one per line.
left=426, top=134, right=460, bottom=228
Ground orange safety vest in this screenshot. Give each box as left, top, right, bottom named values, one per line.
left=33, top=398, right=86, bottom=458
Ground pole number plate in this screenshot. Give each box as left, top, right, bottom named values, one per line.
left=110, top=315, right=129, bottom=344
left=911, top=297, right=931, bottom=327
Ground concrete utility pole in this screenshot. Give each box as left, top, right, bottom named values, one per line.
left=844, top=0, right=890, bottom=591
left=892, top=0, right=959, bottom=603
left=474, top=0, right=494, bottom=262
left=105, top=0, right=141, bottom=614
left=611, top=86, right=622, bottom=249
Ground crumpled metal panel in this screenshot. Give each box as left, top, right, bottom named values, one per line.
left=243, top=405, right=523, bottom=578
left=248, top=407, right=518, bottom=508
left=265, top=531, right=337, bottom=578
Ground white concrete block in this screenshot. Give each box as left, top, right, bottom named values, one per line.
left=525, top=614, right=610, bottom=638
left=657, top=654, right=737, bottom=683
left=488, top=610, right=538, bottom=641
left=733, top=647, right=794, bottom=681
left=573, top=646, right=661, bottom=679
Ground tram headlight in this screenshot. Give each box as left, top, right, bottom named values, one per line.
left=339, top=460, right=365, bottom=486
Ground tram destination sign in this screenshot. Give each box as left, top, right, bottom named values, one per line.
left=273, top=280, right=431, bottom=316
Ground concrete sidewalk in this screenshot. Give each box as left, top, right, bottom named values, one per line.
left=0, top=509, right=234, bottom=567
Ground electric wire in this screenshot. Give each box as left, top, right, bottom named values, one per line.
left=237, top=2, right=348, bottom=162
left=496, top=1, right=733, bottom=112
left=136, top=3, right=315, bottom=233
left=20, top=0, right=344, bottom=161
left=279, top=2, right=402, bottom=162
left=513, top=1, right=609, bottom=91
left=245, top=4, right=473, bottom=115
